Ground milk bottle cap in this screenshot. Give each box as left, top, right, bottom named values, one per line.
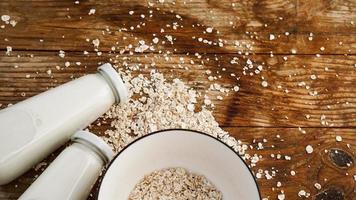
left=97, top=63, right=128, bottom=104
left=71, top=130, right=115, bottom=164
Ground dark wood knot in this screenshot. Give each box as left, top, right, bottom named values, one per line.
left=316, top=188, right=344, bottom=200
left=328, top=148, right=353, bottom=168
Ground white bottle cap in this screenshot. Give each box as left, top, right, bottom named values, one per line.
left=97, top=63, right=128, bottom=104
left=71, top=130, right=115, bottom=164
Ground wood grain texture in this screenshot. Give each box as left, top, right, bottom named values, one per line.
left=226, top=127, right=356, bottom=200
left=0, top=0, right=355, bottom=200
left=1, top=52, right=355, bottom=127
left=0, top=0, right=354, bottom=54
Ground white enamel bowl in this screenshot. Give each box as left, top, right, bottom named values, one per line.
left=98, top=129, right=261, bottom=200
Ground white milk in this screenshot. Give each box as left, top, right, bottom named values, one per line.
left=0, top=63, right=127, bottom=185
left=19, top=130, right=115, bottom=200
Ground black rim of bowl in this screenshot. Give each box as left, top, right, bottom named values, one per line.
left=99, top=128, right=262, bottom=200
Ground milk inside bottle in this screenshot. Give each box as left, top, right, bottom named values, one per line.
left=0, top=63, right=127, bottom=185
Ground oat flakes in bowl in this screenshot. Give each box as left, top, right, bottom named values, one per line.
left=128, top=167, right=222, bottom=200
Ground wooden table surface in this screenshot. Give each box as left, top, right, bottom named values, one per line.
left=0, top=0, right=355, bottom=199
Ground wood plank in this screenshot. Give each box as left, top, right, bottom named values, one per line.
left=0, top=1, right=355, bottom=199
left=225, top=127, right=356, bottom=200
left=0, top=0, right=354, bottom=54
left=297, top=0, right=356, bottom=33
left=0, top=127, right=354, bottom=200
left=1, top=52, right=355, bottom=127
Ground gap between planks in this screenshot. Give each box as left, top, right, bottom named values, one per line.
left=0, top=49, right=354, bottom=56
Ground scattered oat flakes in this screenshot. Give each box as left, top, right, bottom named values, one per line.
left=277, top=181, right=282, bottom=187
left=5, top=46, right=12, bottom=55
left=64, top=61, right=70, bottom=67
left=165, top=35, right=173, bottom=44
left=187, top=104, right=195, bottom=111
left=265, top=171, right=273, bottom=180
left=88, top=8, right=96, bottom=15
left=103, top=71, right=245, bottom=161
left=135, top=40, right=149, bottom=53
left=314, top=183, right=322, bottom=190
left=152, top=37, right=159, bottom=44
left=58, top=50, right=65, bottom=58
left=261, top=81, right=268, bottom=87
left=306, top=145, right=313, bottom=154
left=206, top=27, right=213, bottom=33
left=269, top=34, right=275, bottom=40
left=298, top=190, right=310, bottom=198
left=9, top=20, right=17, bottom=27
left=335, top=135, right=342, bottom=142
left=277, top=193, right=285, bottom=200
left=92, top=39, right=100, bottom=48
left=204, top=99, right=212, bottom=106
left=1, top=15, right=10, bottom=22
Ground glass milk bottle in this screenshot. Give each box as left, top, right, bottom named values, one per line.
left=19, top=130, right=115, bottom=200
left=0, top=63, right=127, bottom=185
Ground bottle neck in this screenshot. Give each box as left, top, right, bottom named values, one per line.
left=97, top=71, right=121, bottom=104
left=73, top=139, right=110, bottom=165
left=97, top=63, right=128, bottom=104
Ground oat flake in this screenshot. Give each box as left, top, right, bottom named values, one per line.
left=305, top=145, right=313, bottom=154
left=1, top=15, right=10, bottom=22
left=128, top=167, right=222, bottom=200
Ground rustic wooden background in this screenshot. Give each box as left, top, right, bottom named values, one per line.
left=0, top=0, right=355, bottom=199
